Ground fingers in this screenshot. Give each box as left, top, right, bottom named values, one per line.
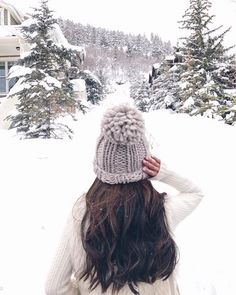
left=150, top=155, right=161, bottom=164
left=142, top=156, right=161, bottom=177
left=143, top=167, right=157, bottom=177
left=143, top=158, right=160, bottom=171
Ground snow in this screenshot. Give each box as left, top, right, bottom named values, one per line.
left=6, top=70, right=62, bottom=98
left=0, top=83, right=236, bottom=295
left=165, top=55, right=175, bottom=60
left=0, top=20, right=85, bottom=59
left=225, top=88, right=236, bottom=95
left=41, top=76, right=61, bottom=89
left=84, top=70, right=102, bottom=85
left=8, top=65, right=33, bottom=79
left=20, top=50, right=32, bottom=59
left=71, top=79, right=86, bottom=92
left=20, top=20, right=79, bottom=51
left=153, top=62, right=160, bottom=69
left=50, top=24, right=85, bottom=57
left=183, top=96, right=194, bottom=107
left=164, top=94, right=175, bottom=105
left=71, top=78, right=87, bottom=101
left=21, top=18, right=36, bottom=28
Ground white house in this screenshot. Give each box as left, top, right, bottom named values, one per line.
left=0, top=1, right=30, bottom=97
left=0, top=1, right=87, bottom=129
left=0, top=1, right=86, bottom=99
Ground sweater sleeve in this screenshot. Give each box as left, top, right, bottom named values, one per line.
left=45, top=215, right=78, bottom=295
left=152, top=162, right=204, bottom=229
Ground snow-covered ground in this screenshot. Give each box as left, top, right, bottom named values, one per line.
left=0, top=82, right=236, bottom=295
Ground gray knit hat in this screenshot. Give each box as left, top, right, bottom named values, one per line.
left=94, top=104, right=151, bottom=184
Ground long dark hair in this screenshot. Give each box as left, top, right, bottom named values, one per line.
left=79, top=178, right=178, bottom=294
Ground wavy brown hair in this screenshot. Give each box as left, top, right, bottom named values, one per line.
left=79, top=178, right=178, bottom=294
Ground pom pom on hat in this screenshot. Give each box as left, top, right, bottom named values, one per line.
left=101, top=104, right=145, bottom=144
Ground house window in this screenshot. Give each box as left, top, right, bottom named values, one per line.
left=0, top=8, right=9, bottom=25
left=4, top=8, right=8, bottom=25
left=0, top=62, right=6, bottom=92
left=0, top=61, right=17, bottom=95
left=7, top=62, right=17, bottom=90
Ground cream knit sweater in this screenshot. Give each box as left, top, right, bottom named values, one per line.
left=45, top=163, right=203, bottom=295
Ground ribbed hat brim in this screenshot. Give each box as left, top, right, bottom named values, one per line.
left=94, top=164, right=149, bottom=184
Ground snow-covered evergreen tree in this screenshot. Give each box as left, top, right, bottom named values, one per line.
left=130, top=79, right=141, bottom=101
left=7, top=0, right=86, bottom=139
left=149, top=61, right=182, bottom=111
left=177, top=0, right=236, bottom=123
left=78, top=70, right=104, bottom=104
left=133, top=80, right=151, bottom=112
left=150, top=34, right=165, bottom=60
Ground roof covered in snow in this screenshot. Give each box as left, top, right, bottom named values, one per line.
left=50, top=24, right=85, bottom=57
left=0, top=22, right=85, bottom=59
left=0, top=2, right=85, bottom=57
left=0, top=1, right=28, bottom=24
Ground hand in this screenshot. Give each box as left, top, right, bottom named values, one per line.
left=142, top=156, right=161, bottom=177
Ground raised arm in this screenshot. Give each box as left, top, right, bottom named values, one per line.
left=143, top=156, right=204, bottom=228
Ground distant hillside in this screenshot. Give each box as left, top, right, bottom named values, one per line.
left=58, top=18, right=173, bottom=84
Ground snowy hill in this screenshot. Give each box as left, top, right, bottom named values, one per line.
left=0, top=83, right=236, bottom=295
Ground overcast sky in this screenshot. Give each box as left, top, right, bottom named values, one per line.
left=9, top=0, right=236, bottom=49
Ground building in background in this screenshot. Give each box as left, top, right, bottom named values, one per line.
left=0, top=1, right=29, bottom=97
left=0, top=1, right=85, bottom=99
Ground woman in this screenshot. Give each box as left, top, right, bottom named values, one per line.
left=45, top=104, right=203, bottom=295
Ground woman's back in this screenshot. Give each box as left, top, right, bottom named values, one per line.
left=45, top=104, right=203, bottom=295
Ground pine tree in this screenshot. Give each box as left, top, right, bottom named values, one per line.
left=130, top=76, right=151, bottom=112
left=134, top=80, right=151, bottom=112
left=78, top=70, right=104, bottom=104
left=151, top=34, right=165, bottom=59
left=7, top=0, right=86, bottom=139
left=178, top=0, right=236, bottom=123
left=130, top=79, right=141, bottom=102
left=125, top=42, right=133, bottom=58
left=149, top=61, right=182, bottom=111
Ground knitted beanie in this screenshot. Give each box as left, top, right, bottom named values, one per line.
left=94, top=104, right=151, bottom=184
